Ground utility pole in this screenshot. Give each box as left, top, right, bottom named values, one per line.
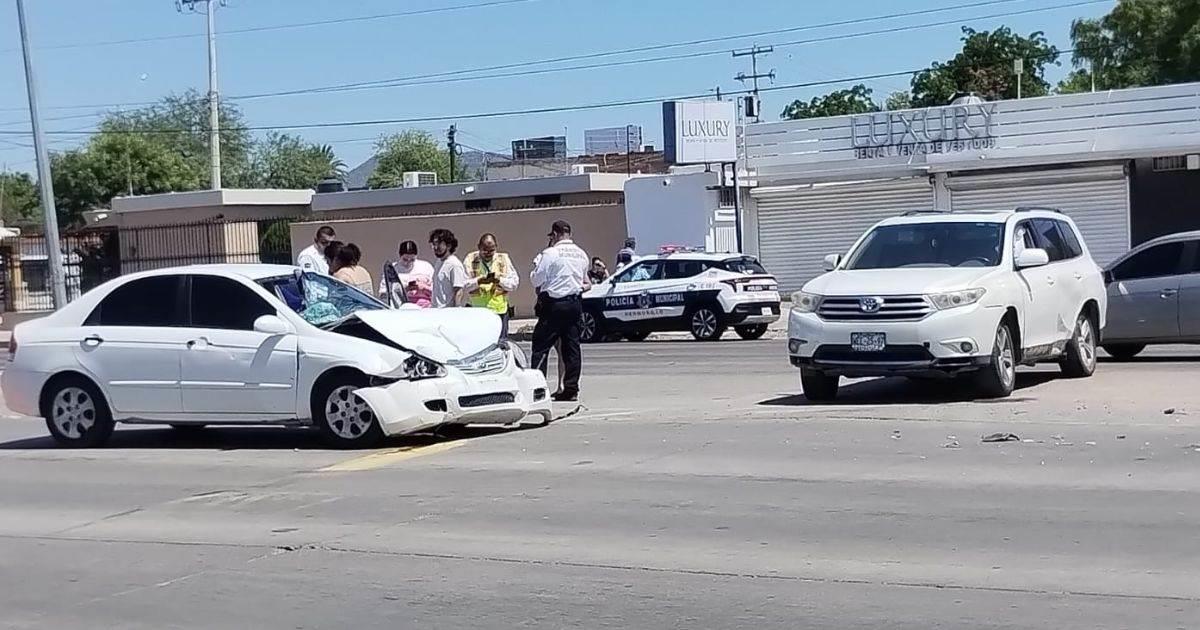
left=733, top=45, right=774, bottom=122
left=625, top=125, right=632, bottom=175
left=178, top=0, right=224, bottom=189
left=447, top=124, right=457, bottom=183
left=15, top=0, right=67, bottom=309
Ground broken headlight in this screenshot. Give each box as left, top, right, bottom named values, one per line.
left=503, top=340, right=528, bottom=368
left=401, top=356, right=445, bottom=380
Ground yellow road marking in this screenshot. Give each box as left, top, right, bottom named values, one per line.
left=320, top=441, right=464, bottom=472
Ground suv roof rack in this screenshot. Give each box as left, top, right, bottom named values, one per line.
left=902, top=209, right=953, bottom=216
left=1014, top=206, right=1063, bottom=214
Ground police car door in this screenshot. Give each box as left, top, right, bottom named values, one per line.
left=601, top=259, right=674, bottom=326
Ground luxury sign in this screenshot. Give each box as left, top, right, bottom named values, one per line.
left=851, top=103, right=998, bottom=160
left=663, top=100, right=738, bottom=165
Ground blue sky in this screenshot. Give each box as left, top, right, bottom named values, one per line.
left=0, top=0, right=1113, bottom=175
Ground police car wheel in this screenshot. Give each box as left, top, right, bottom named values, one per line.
left=735, top=324, right=768, bottom=340
left=579, top=311, right=603, bottom=343
left=689, top=306, right=726, bottom=341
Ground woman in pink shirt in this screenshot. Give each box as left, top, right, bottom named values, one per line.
left=379, top=240, right=435, bottom=308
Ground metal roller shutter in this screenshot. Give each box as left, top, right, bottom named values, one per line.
left=753, top=178, right=933, bottom=292
left=948, top=164, right=1130, bottom=265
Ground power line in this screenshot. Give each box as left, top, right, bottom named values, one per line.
left=229, top=0, right=1061, bottom=102
left=0, top=0, right=1108, bottom=115
left=0, top=0, right=550, bottom=55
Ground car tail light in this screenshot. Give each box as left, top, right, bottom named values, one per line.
left=721, top=279, right=747, bottom=291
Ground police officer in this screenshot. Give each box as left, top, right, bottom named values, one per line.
left=530, top=220, right=590, bottom=401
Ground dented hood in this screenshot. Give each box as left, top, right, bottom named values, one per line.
left=341, top=308, right=502, bottom=363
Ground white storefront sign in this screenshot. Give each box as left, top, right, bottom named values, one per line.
left=663, top=100, right=737, bottom=165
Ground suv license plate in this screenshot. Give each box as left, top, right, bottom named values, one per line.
left=851, top=332, right=887, bottom=352
left=760, top=307, right=772, bottom=316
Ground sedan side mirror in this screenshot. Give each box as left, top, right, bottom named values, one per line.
left=822, top=254, right=842, bottom=272
left=253, top=314, right=293, bottom=335
left=1015, top=248, right=1050, bottom=269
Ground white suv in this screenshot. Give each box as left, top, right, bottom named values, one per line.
left=787, top=209, right=1106, bottom=399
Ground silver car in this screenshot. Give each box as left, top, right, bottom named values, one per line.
left=1100, top=231, right=1200, bottom=360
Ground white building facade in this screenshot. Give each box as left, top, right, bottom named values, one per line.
left=743, top=83, right=1200, bottom=292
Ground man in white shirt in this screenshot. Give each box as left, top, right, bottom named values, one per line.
left=429, top=228, right=468, bottom=308
left=297, top=225, right=336, bottom=274
left=529, top=220, right=590, bottom=401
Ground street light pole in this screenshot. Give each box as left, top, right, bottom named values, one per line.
left=179, top=0, right=222, bottom=189
left=15, top=0, right=67, bottom=309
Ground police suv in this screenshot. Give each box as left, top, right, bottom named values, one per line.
left=580, top=251, right=781, bottom=342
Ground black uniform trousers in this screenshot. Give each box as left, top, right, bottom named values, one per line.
left=530, top=293, right=583, bottom=394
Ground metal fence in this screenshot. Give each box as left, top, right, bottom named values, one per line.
left=1, top=217, right=293, bottom=312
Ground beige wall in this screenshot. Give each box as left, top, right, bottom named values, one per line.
left=291, top=203, right=628, bottom=317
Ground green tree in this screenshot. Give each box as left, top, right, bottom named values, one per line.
left=1060, top=0, right=1200, bottom=93
left=252, top=133, right=346, bottom=189
left=367, top=130, right=463, bottom=188
left=910, top=27, right=1060, bottom=107
left=781, top=84, right=880, bottom=120
left=0, top=170, right=40, bottom=225
left=101, top=90, right=255, bottom=188
left=885, top=91, right=914, bottom=110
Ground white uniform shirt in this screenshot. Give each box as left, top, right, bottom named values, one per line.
left=431, top=254, right=468, bottom=308
left=530, top=239, right=590, bottom=298
left=297, top=244, right=329, bottom=275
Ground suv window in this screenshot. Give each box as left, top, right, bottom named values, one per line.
left=1111, top=242, right=1186, bottom=281
left=1056, top=220, right=1084, bottom=259
left=664, top=260, right=710, bottom=279
left=1030, top=218, right=1070, bottom=262
left=190, top=275, right=275, bottom=330
left=845, top=222, right=1004, bottom=269
left=720, top=257, right=768, bottom=274
left=86, top=275, right=184, bottom=327
left=1189, top=241, right=1200, bottom=273
left=613, top=261, right=664, bottom=283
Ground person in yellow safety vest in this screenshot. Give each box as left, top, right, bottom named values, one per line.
left=463, top=233, right=520, bottom=338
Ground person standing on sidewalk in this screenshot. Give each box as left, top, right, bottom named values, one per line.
left=429, top=228, right=468, bottom=308
left=464, top=233, right=519, bottom=338
left=530, top=220, right=589, bottom=401
left=297, top=225, right=336, bottom=274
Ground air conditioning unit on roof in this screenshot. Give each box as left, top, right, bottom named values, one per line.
left=402, top=171, right=438, bottom=188
left=571, top=164, right=600, bottom=175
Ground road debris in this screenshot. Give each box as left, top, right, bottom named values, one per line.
left=943, top=440, right=961, bottom=449
left=890, top=430, right=902, bottom=440
left=982, top=432, right=1020, bottom=443
left=1163, top=408, right=1177, bottom=415
left=1117, top=434, right=1127, bottom=440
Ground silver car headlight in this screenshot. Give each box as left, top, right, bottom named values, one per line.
left=790, top=291, right=822, bottom=313
left=927, top=288, right=987, bottom=310
left=401, top=356, right=445, bottom=380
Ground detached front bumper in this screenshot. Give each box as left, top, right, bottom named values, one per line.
left=787, top=303, right=1003, bottom=377
left=353, top=362, right=553, bottom=437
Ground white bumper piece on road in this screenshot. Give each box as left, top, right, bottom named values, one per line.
left=353, top=365, right=554, bottom=437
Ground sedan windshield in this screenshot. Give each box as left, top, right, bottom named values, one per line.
left=258, top=271, right=386, bottom=326
left=844, top=222, right=1005, bottom=270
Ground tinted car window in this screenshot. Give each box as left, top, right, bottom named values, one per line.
left=613, top=261, right=664, bottom=283
left=664, top=260, right=709, bottom=279
left=845, top=222, right=1004, bottom=269
left=190, top=275, right=275, bottom=330
left=87, top=275, right=184, bottom=327
left=1111, top=242, right=1185, bottom=281
left=1056, top=220, right=1084, bottom=259
left=721, top=257, right=768, bottom=274
left=1031, top=219, right=1069, bottom=262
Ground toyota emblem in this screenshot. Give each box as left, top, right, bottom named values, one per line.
left=858, top=296, right=883, bottom=313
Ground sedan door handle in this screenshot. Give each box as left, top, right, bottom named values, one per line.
left=82, top=334, right=104, bottom=347
left=1161, top=289, right=1179, bottom=298
left=1074, top=273, right=1084, bottom=280
left=1046, top=277, right=1056, bottom=286
left=186, top=337, right=210, bottom=349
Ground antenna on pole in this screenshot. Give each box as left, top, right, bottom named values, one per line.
left=178, top=0, right=227, bottom=190
left=733, top=45, right=774, bottom=122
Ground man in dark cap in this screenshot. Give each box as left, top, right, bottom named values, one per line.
left=529, top=220, right=590, bottom=401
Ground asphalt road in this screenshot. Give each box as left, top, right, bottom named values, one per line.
left=1, top=340, right=1199, bottom=629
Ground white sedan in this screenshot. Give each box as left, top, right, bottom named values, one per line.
left=2, top=264, right=553, bottom=448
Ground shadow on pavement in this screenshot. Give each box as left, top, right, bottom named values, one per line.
left=0, top=424, right=526, bottom=451
left=758, top=371, right=1058, bottom=407
left=1099, top=355, right=1200, bottom=364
